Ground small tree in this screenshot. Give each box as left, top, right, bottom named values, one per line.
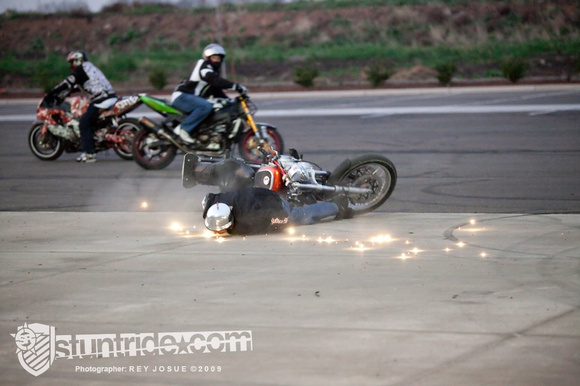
left=293, top=66, right=319, bottom=88
left=149, top=68, right=168, bottom=90
left=435, top=62, right=457, bottom=86
left=572, top=55, right=580, bottom=81
left=501, top=58, right=528, bottom=83
left=365, top=61, right=395, bottom=88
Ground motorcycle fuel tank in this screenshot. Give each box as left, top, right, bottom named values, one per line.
left=254, top=166, right=284, bottom=192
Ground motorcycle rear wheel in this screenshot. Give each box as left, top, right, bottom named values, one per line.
left=327, top=154, right=397, bottom=215
left=28, top=122, right=64, bottom=161
left=239, top=125, right=284, bottom=163
left=114, top=118, right=140, bottom=160
left=132, top=128, right=177, bottom=170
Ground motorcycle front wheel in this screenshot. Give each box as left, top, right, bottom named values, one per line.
left=239, top=125, right=284, bottom=163
left=28, top=122, right=64, bottom=161
left=113, top=118, right=140, bottom=160
left=132, top=128, right=177, bottom=170
left=327, top=154, right=397, bottom=215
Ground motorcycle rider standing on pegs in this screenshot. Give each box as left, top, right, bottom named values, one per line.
left=47, top=50, right=117, bottom=163
left=170, top=43, right=248, bottom=144
left=202, top=188, right=353, bottom=236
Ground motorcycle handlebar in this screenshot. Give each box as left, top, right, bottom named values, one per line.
left=258, top=146, right=277, bottom=158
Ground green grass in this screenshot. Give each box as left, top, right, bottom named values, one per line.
left=232, top=37, right=580, bottom=65
left=2, top=36, right=578, bottom=87
left=0, top=53, right=68, bottom=90
left=2, top=0, right=579, bottom=88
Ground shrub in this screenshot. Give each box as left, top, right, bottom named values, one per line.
left=33, top=67, right=62, bottom=93
left=31, top=55, right=69, bottom=92
left=98, top=56, right=138, bottom=81
left=26, top=38, right=46, bottom=59
left=501, top=58, right=528, bottom=83
left=434, top=62, right=457, bottom=85
left=149, top=68, right=168, bottom=90
left=108, top=35, right=123, bottom=46
left=484, top=69, right=502, bottom=78
left=293, top=66, right=319, bottom=87
left=365, top=61, right=395, bottom=88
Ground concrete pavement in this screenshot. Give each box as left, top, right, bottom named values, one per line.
left=1, top=211, right=579, bottom=385
left=2, top=83, right=579, bottom=384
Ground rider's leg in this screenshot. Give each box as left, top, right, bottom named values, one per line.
left=78, top=103, right=100, bottom=159
left=286, top=202, right=340, bottom=225
left=183, top=155, right=254, bottom=191
left=171, top=93, right=213, bottom=134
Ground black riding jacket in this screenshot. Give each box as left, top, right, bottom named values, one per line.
left=203, top=188, right=290, bottom=235
left=51, top=62, right=115, bottom=102
left=174, top=59, right=235, bottom=99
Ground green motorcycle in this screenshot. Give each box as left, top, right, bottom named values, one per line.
left=133, top=92, right=284, bottom=170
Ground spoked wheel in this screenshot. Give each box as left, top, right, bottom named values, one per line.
left=327, top=154, right=397, bottom=215
left=239, top=125, right=284, bottom=163
left=28, top=122, right=64, bottom=161
left=132, top=128, right=177, bottom=170
left=113, top=118, right=140, bottom=160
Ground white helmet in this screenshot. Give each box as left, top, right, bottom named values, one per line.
left=204, top=203, right=233, bottom=232
left=202, top=44, right=226, bottom=60
left=67, top=50, right=87, bottom=67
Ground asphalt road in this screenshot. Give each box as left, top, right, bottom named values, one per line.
left=1, top=86, right=580, bottom=385
left=1, top=86, right=579, bottom=213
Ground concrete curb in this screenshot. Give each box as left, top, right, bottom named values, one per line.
left=2, top=84, right=580, bottom=105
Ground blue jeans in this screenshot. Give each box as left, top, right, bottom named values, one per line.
left=283, top=201, right=339, bottom=225
left=171, top=93, right=213, bottom=134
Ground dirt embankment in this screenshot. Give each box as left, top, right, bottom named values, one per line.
left=1, top=1, right=579, bottom=93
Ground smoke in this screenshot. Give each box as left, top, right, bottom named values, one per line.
left=82, top=152, right=216, bottom=213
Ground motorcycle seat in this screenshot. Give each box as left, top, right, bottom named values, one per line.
left=94, top=97, right=118, bottom=110
left=151, top=96, right=186, bottom=115
left=148, top=95, right=171, bottom=105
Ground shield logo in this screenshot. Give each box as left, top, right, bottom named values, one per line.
left=12, top=323, right=56, bottom=376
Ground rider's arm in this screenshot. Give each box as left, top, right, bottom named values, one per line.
left=50, top=66, right=88, bottom=97
left=198, top=61, right=246, bottom=93
left=200, top=68, right=236, bottom=90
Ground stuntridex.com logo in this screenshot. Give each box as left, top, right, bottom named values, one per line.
left=12, top=322, right=253, bottom=376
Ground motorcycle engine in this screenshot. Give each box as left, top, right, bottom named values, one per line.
left=287, top=161, right=317, bottom=184
left=47, top=122, right=79, bottom=141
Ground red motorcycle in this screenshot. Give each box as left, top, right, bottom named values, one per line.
left=183, top=148, right=397, bottom=216
left=28, top=94, right=143, bottom=161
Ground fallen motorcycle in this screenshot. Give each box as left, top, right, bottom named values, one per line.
left=28, top=94, right=143, bottom=161
left=133, top=92, right=284, bottom=170
left=182, top=148, right=397, bottom=216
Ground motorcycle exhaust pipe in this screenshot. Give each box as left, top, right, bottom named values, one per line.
left=139, top=117, right=190, bottom=153
left=291, top=182, right=373, bottom=195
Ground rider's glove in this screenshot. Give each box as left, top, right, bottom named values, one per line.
left=234, top=83, right=247, bottom=95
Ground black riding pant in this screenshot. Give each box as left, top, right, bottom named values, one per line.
left=79, top=103, right=100, bottom=154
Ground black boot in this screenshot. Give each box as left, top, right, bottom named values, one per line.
left=333, top=195, right=354, bottom=220
left=182, top=154, right=255, bottom=191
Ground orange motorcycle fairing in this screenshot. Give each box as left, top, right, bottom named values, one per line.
left=254, top=166, right=284, bottom=192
